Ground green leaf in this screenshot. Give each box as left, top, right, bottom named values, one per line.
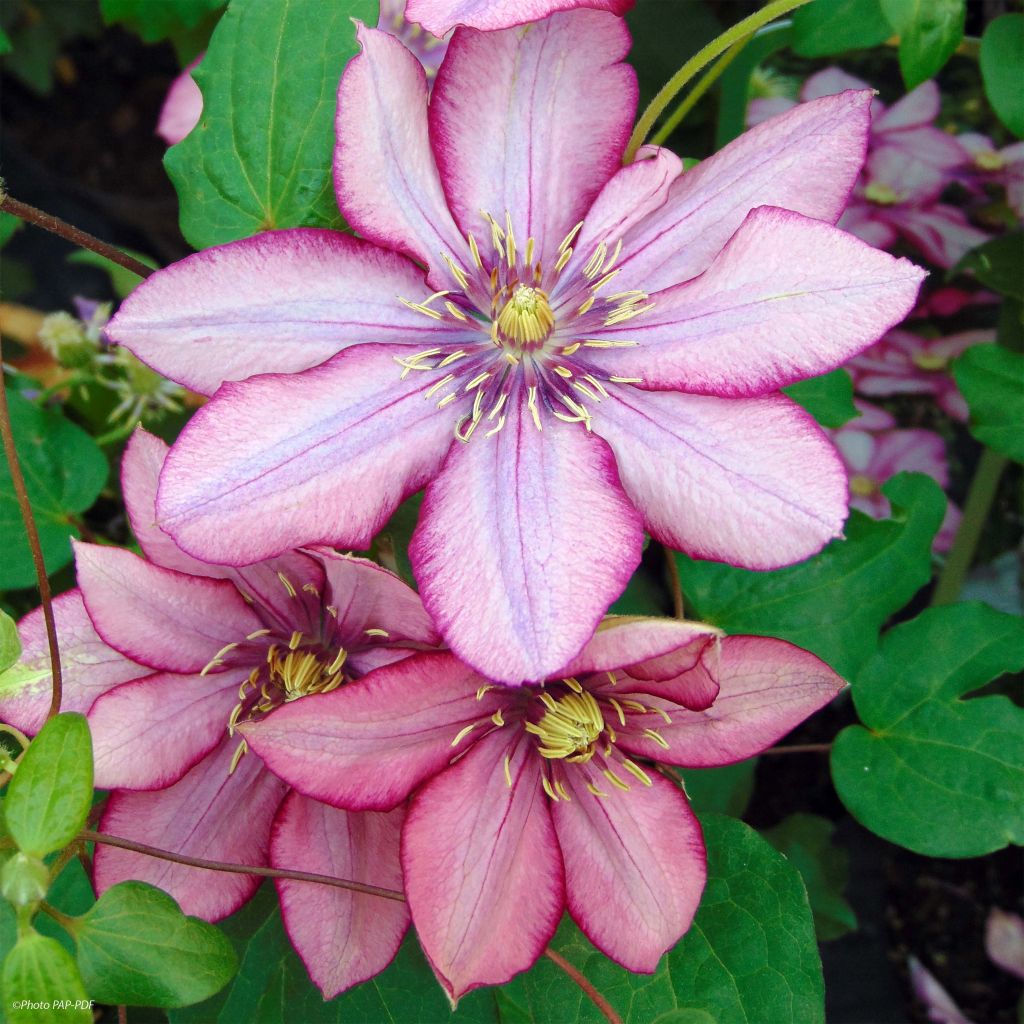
left=0, top=27, right=12, bottom=56
left=675, top=473, right=945, bottom=680
left=0, top=609, right=20, bottom=673
left=170, top=884, right=496, bottom=1023
left=955, top=343, right=1024, bottom=461
left=762, top=814, right=857, bottom=941
left=165, top=0, right=376, bottom=250
left=881, top=0, right=965, bottom=89
left=66, top=249, right=157, bottom=300
left=679, top=759, right=756, bottom=818
left=0, top=389, right=108, bottom=589
left=782, top=369, right=858, bottom=428
left=74, top=881, right=236, bottom=1008
left=981, top=14, right=1024, bottom=139
left=99, top=0, right=224, bottom=42
left=4, top=714, right=93, bottom=858
left=791, top=0, right=893, bottom=57
left=954, top=232, right=1024, bottom=301
left=832, top=603, right=1024, bottom=857
left=716, top=22, right=792, bottom=147
left=502, top=815, right=823, bottom=1023
left=610, top=568, right=668, bottom=617
left=0, top=211, right=21, bottom=250
left=1, top=932, right=91, bottom=1024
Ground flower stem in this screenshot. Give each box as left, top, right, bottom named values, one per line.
left=0, top=336, right=63, bottom=720
left=79, top=829, right=407, bottom=903
left=931, top=446, right=1008, bottom=606
left=544, top=947, right=623, bottom=1024
left=623, top=0, right=813, bottom=163
left=40, top=901, right=78, bottom=934
left=762, top=742, right=831, bottom=755
left=0, top=194, right=153, bottom=281
left=664, top=545, right=684, bottom=619
left=649, top=34, right=752, bottom=147
left=94, top=419, right=138, bottom=447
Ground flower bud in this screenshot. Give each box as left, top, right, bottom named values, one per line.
left=1, top=852, right=49, bottom=908
left=38, top=311, right=98, bottom=369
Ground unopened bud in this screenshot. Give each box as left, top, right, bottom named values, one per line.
left=1, top=852, right=49, bottom=908
left=38, top=312, right=98, bottom=369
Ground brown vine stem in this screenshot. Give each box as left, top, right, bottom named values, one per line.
left=761, top=743, right=831, bottom=755
left=0, top=332, right=63, bottom=720
left=664, top=545, right=684, bottom=619
left=79, top=830, right=407, bottom=903
left=543, top=948, right=623, bottom=1024
left=0, top=195, right=153, bottom=280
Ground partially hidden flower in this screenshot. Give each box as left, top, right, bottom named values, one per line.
left=957, top=132, right=1024, bottom=219
left=403, top=0, right=633, bottom=36
left=0, top=430, right=440, bottom=997
left=239, top=616, right=845, bottom=1001
left=846, top=327, right=992, bottom=421
left=985, top=907, right=1024, bottom=981
left=110, top=13, right=925, bottom=685
left=156, top=55, right=203, bottom=146
left=831, top=401, right=960, bottom=551
left=908, top=956, right=973, bottom=1024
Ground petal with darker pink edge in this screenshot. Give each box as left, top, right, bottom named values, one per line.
left=554, top=766, right=705, bottom=972
left=271, top=792, right=409, bottom=998
left=402, top=732, right=563, bottom=1001
left=156, top=345, right=457, bottom=566
left=411, top=396, right=643, bottom=684
left=593, top=389, right=848, bottom=570
left=94, top=740, right=287, bottom=921
left=405, top=0, right=633, bottom=36
left=74, top=543, right=263, bottom=673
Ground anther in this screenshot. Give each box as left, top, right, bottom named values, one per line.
left=277, top=572, right=297, bottom=598
left=451, top=723, right=478, bottom=747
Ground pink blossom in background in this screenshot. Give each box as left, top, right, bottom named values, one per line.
left=910, top=285, right=999, bottom=319
left=846, top=327, right=993, bottom=421
left=240, top=617, right=844, bottom=1000
left=403, top=0, right=633, bottom=35
left=111, top=13, right=924, bottom=686
left=908, top=956, right=973, bottom=1024
left=831, top=404, right=961, bottom=551
left=0, top=431, right=440, bottom=998
left=957, top=132, right=1024, bottom=218
left=985, top=908, right=1024, bottom=981
left=156, top=55, right=203, bottom=146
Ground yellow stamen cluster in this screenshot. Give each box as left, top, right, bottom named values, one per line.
left=974, top=149, right=1005, bottom=172
left=524, top=689, right=605, bottom=763
left=849, top=474, right=877, bottom=498
left=864, top=182, right=902, bottom=206
left=911, top=352, right=948, bottom=372
left=495, top=286, right=555, bottom=348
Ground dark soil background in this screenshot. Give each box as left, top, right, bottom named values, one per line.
left=1, top=6, right=1021, bottom=1024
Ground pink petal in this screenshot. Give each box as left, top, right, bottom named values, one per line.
left=87, top=667, right=248, bottom=791
left=908, top=956, right=973, bottom=1024
left=0, top=591, right=146, bottom=735
left=270, top=792, right=409, bottom=998
left=157, top=55, right=203, bottom=145
left=613, top=91, right=873, bottom=293
left=594, top=389, right=848, bottom=569
left=94, top=740, right=288, bottom=921
left=156, top=345, right=456, bottom=565
left=853, top=399, right=898, bottom=432
left=430, top=10, right=635, bottom=262
left=618, top=636, right=844, bottom=767
left=411, top=395, right=644, bottom=684
left=402, top=731, right=563, bottom=1001
left=885, top=204, right=990, bottom=269
left=874, top=80, right=940, bottom=132
left=74, top=543, right=263, bottom=673
left=558, top=616, right=721, bottom=677
left=107, top=229, right=449, bottom=397
left=801, top=67, right=872, bottom=103
left=405, top=0, right=633, bottom=35
left=746, top=96, right=796, bottom=127
left=315, top=549, right=439, bottom=649
left=553, top=766, right=705, bottom=972
left=985, top=908, right=1024, bottom=981
left=240, top=652, right=494, bottom=810
left=591, top=207, right=926, bottom=394
left=334, top=25, right=464, bottom=284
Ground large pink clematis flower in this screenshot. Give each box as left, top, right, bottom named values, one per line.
left=109, top=13, right=925, bottom=684
left=832, top=401, right=960, bottom=551
left=0, top=431, right=439, bottom=997
left=846, top=327, right=992, bottom=421
left=238, top=617, right=845, bottom=1000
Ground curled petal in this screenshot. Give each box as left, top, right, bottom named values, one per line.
left=271, top=792, right=409, bottom=998
left=402, top=731, right=564, bottom=1001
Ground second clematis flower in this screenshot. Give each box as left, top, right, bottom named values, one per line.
left=109, top=12, right=926, bottom=684
left=238, top=617, right=845, bottom=1001
left=0, top=430, right=440, bottom=998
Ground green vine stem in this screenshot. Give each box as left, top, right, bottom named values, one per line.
left=622, top=0, right=813, bottom=163
left=0, top=333, right=63, bottom=719
left=931, top=446, right=1008, bottom=606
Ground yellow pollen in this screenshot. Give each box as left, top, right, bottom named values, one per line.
left=527, top=689, right=606, bottom=763
left=864, top=182, right=901, bottom=206
left=974, top=149, right=1004, bottom=171
left=495, top=285, right=555, bottom=348
left=850, top=473, right=877, bottom=497
left=912, top=352, right=948, bottom=372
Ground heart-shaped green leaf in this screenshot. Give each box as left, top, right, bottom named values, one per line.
left=2, top=931, right=91, bottom=1024
left=955, top=344, right=1024, bottom=463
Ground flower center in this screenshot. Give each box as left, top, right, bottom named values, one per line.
left=849, top=473, right=877, bottom=497
left=912, top=352, right=948, bottom=372
left=974, top=149, right=1004, bottom=172
left=495, top=285, right=555, bottom=350
left=864, top=182, right=902, bottom=206
left=525, top=688, right=605, bottom=763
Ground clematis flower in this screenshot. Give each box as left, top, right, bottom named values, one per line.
left=957, top=132, right=1024, bottom=219
left=831, top=402, right=960, bottom=551
left=846, top=327, right=993, bottom=421
left=239, top=617, right=845, bottom=1001
left=109, top=13, right=925, bottom=685
left=0, top=430, right=439, bottom=997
